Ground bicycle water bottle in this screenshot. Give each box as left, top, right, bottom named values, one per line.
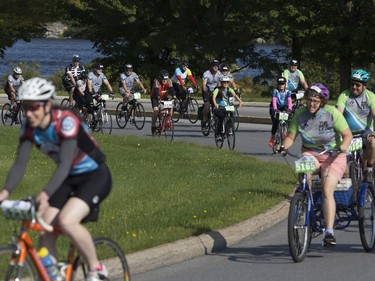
left=38, top=247, right=60, bottom=280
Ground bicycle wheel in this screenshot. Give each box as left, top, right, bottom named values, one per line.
left=1, top=103, right=13, bottom=126
left=288, top=192, right=311, bottom=262
left=226, top=118, right=236, bottom=150
left=172, top=100, right=181, bottom=123
left=215, top=133, right=224, bottom=148
left=0, top=245, right=36, bottom=281
left=234, top=106, right=240, bottom=132
left=186, top=98, right=199, bottom=124
left=161, top=114, right=174, bottom=141
left=115, top=102, right=128, bottom=129
left=133, top=103, right=145, bottom=130
left=359, top=185, right=375, bottom=252
left=99, top=109, right=113, bottom=134
left=73, top=237, right=131, bottom=281
left=60, top=98, right=70, bottom=109
left=17, top=107, right=26, bottom=125
left=272, top=122, right=284, bottom=153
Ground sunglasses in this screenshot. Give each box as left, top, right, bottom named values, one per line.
left=307, top=98, right=321, bottom=105
left=23, top=102, right=45, bottom=112
left=351, top=82, right=363, bottom=88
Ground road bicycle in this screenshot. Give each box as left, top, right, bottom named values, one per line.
left=115, top=92, right=145, bottom=130
left=155, top=100, right=174, bottom=141
left=172, top=87, right=199, bottom=124
left=1, top=101, right=25, bottom=126
left=287, top=149, right=375, bottom=262
left=272, top=111, right=290, bottom=154
left=89, top=94, right=113, bottom=134
left=214, top=105, right=236, bottom=150
left=0, top=197, right=130, bottom=281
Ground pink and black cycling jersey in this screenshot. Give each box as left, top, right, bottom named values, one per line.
left=288, top=105, right=349, bottom=151
left=20, top=109, right=105, bottom=175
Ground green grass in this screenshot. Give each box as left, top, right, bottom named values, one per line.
left=0, top=126, right=295, bottom=255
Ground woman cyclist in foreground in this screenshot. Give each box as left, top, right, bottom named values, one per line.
left=0, top=77, right=112, bottom=281
left=278, top=83, right=352, bottom=247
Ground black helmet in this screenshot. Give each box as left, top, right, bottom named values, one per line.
left=211, top=59, right=220, bottom=67
left=72, top=54, right=80, bottom=62
left=220, top=63, right=229, bottom=71
left=290, top=59, right=298, bottom=66
left=277, top=77, right=287, bottom=84
left=94, top=63, right=104, bottom=70
left=181, top=61, right=188, bottom=67
left=159, top=70, right=169, bottom=80
left=79, top=71, right=88, bottom=80
left=125, top=64, right=133, bottom=70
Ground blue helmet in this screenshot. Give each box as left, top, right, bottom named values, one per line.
left=351, top=69, right=370, bottom=84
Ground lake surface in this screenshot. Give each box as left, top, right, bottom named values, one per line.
left=0, top=38, right=101, bottom=79
left=0, top=38, right=289, bottom=82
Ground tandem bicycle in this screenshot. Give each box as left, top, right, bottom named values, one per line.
left=286, top=148, right=375, bottom=262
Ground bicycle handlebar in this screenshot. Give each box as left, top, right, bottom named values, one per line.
left=0, top=198, right=54, bottom=232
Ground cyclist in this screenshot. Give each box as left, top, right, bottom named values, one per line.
left=282, top=59, right=308, bottom=103
left=212, top=76, right=243, bottom=141
left=218, top=63, right=238, bottom=93
left=119, top=63, right=147, bottom=110
left=202, top=59, right=221, bottom=129
left=268, top=76, right=293, bottom=147
left=171, top=61, right=199, bottom=110
left=4, top=66, right=24, bottom=110
left=0, top=77, right=111, bottom=281
left=87, top=63, right=114, bottom=98
left=279, top=83, right=352, bottom=247
left=150, top=70, right=176, bottom=135
left=336, top=69, right=375, bottom=183
left=62, top=54, right=86, bottom=108
left=73, top=71, right=92, bottom=115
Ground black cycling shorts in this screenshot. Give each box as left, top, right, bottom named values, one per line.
left=49, top=163, right=112, bottom=222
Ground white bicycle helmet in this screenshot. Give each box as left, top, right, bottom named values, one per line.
left=13, top=67, right=22, bottom=74
left=18, top=77, right=56, bottom=101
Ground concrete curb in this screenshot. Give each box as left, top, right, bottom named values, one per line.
left=127, top=198, right=290, bottom=274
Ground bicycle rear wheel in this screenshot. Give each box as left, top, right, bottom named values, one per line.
left=234, top=106, right=240, bottom=131
left=186, top=98, right=199, bottom=124
left=226, top=119, right=235, bottom=150
left=172, top=100, right=181, bottom=123
left=161, top=114, right=174, bottom=141
left=133, top=103, right=146, bottom=130
left=0, top=245, right=36, bottom=281
left=1, top=103, right=13, bottom=126
left=116, top=102, right=128, bottom=129
left=288, top=192, right=311, bottom=262
left=73, top=237, right=131, bottom=281
left=99, top=109, right=113, bottom=134
left=359, top=185, right=375, bottom=252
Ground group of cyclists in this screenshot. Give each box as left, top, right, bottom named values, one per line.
left=271, top=59, right=375, bottom=247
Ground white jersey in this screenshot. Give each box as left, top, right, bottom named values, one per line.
left=5, top=74, right=24, bottom=92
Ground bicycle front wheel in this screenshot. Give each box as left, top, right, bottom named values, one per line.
left=161, top=114, right=174, bottom=141
left=172, top=100, right=181, bottom=123
left=359, top=185, right=375, bottom=252
left=226, top=119, right=235, bottom=150
left=116, top=102, right=128, bottom=129
left=73, top=237, right=131, bottom=281
left=288, top=192, right=311, bottom=262
left=60, top=98, right=70, bottom=109
left=133, top=103, right=146, bottom=130
left=186, top=98, right=199, bottom=124
left=0, top=245, right=36, bottom=281
left=18, top=107, right=26, bottom=125
left=1, top=103, right=13, bottom=126
left=99, top=109, right=113, bottom=134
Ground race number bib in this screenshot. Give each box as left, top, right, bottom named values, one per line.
left=278, top=112, right=289, bottom=121
left=349, top=137, right=363, bottom=152
left=295, top=156, right=316, bottom=173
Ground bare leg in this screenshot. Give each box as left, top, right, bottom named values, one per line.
left=320, top=172, right=339, bottom=230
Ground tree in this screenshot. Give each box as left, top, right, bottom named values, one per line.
left=0, top=0, right=61, bottom=58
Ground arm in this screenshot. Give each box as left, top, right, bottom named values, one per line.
left=202, top=78, right=208, bottom=93
left=136, top=79, right=147, bottom=93
left=177, top=75, right=185, bottom=88
left=212, top=90, right=219, bottom=108
left=188, top=75, right=198, bottom=88
left=339, top=128, right=352, bottom=153
left=2, top=140, right=33, bottom=198
left=87, top=78, right=93, bottom=93
left=103, top=79, right=113, bottom=93
left=120, top=79, right=130, bottom=94
left=282, top=132, right=298, bottom=150
left=68, top=72, right=76, bottom=86
left=287, top=97, right=292, bottom=110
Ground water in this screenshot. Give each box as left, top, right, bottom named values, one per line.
left=0, top=39, right=289, bottom=81
left=0, top=38, right=101, bottom=79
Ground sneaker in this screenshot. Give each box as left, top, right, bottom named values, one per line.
left=268, top=137, right=274, bottom=148
left=323, top=233, right=336, bottom=247
left=365, top=170, right=374, bottom=183
left=85, top=262, right=108, bottom=281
